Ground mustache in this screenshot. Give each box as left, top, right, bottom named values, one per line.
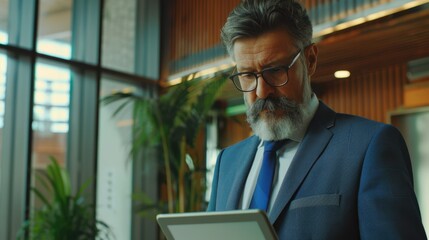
left=249, top=97, right=299, bottom=114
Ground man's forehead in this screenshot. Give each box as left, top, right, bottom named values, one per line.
left=232, top=42, right=296, bottom=69
left=231, top=29, right=297, bottom=61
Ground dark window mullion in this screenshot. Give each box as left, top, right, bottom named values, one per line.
left=0, top=0, right=38, bottom=239
left=68, top=0, right=101, bottom=205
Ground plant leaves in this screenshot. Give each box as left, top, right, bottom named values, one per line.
left=20, top=156, right=114, bottom=239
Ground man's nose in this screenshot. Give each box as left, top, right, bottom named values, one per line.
left=256, top=75, right=274, bottom=99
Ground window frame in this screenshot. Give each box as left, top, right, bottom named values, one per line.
left=0, top=0, right=161, bottom=239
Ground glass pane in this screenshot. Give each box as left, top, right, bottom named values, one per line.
left=31, top=60, right=70, bottom=210
left=37, top=0, right=72, bottom=59
left=0, top=51, right=6, bottom=158
left=97, top=77, right=135, bottom=240
left=392, top=111, right=429, bottom=234
left=102, top=0, right=137, bottom=73
left=0, top=0, right=8, bottom=44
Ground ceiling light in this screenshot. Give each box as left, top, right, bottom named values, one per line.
left=334, top=70, right=351, bottom=79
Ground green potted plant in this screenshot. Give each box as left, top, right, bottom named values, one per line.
left=18, top=157, right=113, bottom=240
left=102, top=75, right=226, bottom=214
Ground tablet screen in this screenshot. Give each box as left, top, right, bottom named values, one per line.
left=168, top=221, right=265, bottom=240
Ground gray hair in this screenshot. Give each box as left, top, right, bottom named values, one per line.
left=221, top=0, right=313, bottom=57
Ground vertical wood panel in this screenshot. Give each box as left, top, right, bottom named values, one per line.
left=318, top=63, right=407, bottom=123
left=168, top=0, right=240, bottom=62
left=219, top=115, right=252, bottom=148
left=166, top=0, right=397, bottom=75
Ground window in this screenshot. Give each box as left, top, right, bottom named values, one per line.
left=0, top=0, right=9, bottom=44
left=37, top=0, right=72, bottom=59
left=0, top=31, right=7, bottom=44
left=102, top=0, right=137, bottom=73
left=31, top=60, right=70, bottom=216
left=30, top=0, right=73, bottom=220
left=0, top=0, right=160, bottom=239
left=33, top=62, right=70, bottom=133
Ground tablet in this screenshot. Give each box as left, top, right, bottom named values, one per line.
left=156, top=209, right=278, bottom=240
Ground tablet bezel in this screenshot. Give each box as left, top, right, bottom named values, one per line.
left=156, top=209, right=278, bottom=240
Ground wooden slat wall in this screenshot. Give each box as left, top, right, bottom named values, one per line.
left=318, top=63, right=407, bottom=123
left=219, top=114, right=252, bottom=149
left=166, top=0, right=397, bottom=76
left=168, top=0, right=239, bottom=62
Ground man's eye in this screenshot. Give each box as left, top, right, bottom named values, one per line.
left=266, top=67, right=283, bottom=73
left=239, top=73, right=254, bottom=81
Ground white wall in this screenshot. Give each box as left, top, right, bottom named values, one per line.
left=97, top=79, right=135, bottom=239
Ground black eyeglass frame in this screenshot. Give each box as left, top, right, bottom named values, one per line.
left=229, top=49, right=302, bottom=92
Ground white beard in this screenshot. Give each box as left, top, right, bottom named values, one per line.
left=250, top=99, right=313, bottom=140
left=246, top=80, right=313, bottom=141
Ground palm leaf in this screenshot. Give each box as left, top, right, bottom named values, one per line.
left=132, top=98, right=159, bottom=144
left=185, top=76, right=227, bottom=147
left=19, top=157, right=114, bottom=239
left=159, top=82, right=193, bottom=133
left=34, top=172, right=53, bottom=198
left=31, top=187, right=52, bottom=208
left=101, top=74, right=227, bottom=214
left=76, top=178, right=92, bottom=199
left=45, top=158, right=68, bottom=211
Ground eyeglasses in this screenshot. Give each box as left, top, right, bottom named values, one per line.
left=229, top=50, right=301, bottom=92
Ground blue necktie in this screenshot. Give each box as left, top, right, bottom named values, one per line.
left=249, top=140, right=286, bottom=212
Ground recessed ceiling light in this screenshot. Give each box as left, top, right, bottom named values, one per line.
left=334, top=70, right=351, bottom=78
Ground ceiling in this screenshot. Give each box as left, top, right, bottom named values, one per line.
left=313, top=4, right=429, bottom=83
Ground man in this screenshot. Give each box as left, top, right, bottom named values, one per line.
left=207, top=0, right=427, bottom=239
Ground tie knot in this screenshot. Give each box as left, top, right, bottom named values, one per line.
left=263, top=140, right=286, bottom=152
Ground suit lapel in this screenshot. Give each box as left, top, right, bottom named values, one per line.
left=269, top=102, right=336, bottom=222
left=225, top=136, right=260, bottom=210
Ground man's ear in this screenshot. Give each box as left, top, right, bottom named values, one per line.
left=305, top=44, right=318, bottom=76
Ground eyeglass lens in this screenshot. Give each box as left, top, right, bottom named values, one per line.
left=231, top=67, right=289, bottom=91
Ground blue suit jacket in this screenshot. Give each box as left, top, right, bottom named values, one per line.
left=208, top=102, right=427, bottom=239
